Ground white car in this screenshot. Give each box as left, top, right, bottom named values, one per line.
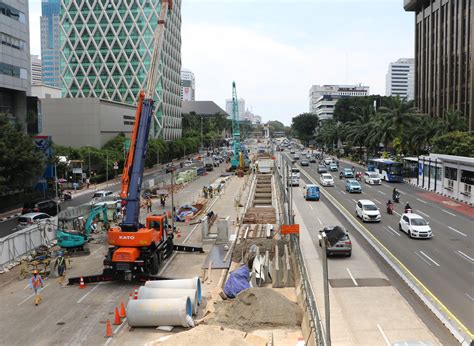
left=364, top=171, right=382, bottom=185
left=17, top=213, right=52, bottom=227
left=320, top=173, right=334, bottom=186
left=355, top=200, right=381, bottom=222
left=399, top=213, right=432, bottom=238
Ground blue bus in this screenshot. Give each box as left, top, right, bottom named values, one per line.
left=368, top=158, right=403, bottom=182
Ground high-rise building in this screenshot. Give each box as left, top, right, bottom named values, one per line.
left=309, top=84, right=370, bottom=120
left=404, top=0, right=473, bottom=131
left=60, top=0, right=183, bottom=140
left=40, top=0, right=60, bottom=88
left=31, top=55, right=42, bottom=85
left=0, top=0, right=30, bottom=126
left=225, top=98, right=245, bottom=120
left=181, top=68, right=195, bottom=101
left=385, top=58, right=414, bottom=100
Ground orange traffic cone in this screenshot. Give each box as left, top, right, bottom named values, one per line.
left=79, top=276, right=85, bottom=289
left=133, top=287, right=138, bottom=300
left=119, top=302, right=126, bottom=318
left=105, top=319, right=113, bottom=338
left=114, top=307, right=121, bottom=325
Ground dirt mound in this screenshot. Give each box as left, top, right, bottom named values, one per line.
left=153, top=325, right=266, bottom=345
left=206, top=287, right=302, bottom=332
left=232, top=238, right=288, bottom=263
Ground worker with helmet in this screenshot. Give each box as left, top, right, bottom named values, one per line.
left=54, top=251, right=67, bottom=285
left=30, top=270, right=44, bottom=306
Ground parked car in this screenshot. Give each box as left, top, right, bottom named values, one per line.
left=22, top=199, right=60, bottom=216
left=317, top=165, right=327, bottom=174
left=346, top=179, right=362, bottom=193
left=329, top=163, right=338, bottom=171
left=356, top=199, right=381, bottom=222
left=364, top=171, right=381, bottom=185
left=320, top=173, right=334, bottom=186
left=319, top=226, right=352, bottom=257
left=399, top=213, right=433, bottom=238
left=343, top=168, right=354, bottom=178
left=301, top=159, right=309, bottom=166
left=17, top=213, right=52, bottom=227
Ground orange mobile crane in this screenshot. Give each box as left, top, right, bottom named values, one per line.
left=68, top=0, right=202, bottom=284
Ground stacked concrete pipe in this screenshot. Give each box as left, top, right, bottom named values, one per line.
left=137, top=287, right=200, bottom=315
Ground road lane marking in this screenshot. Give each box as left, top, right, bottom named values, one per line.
left=449, top=226, right=467, bottom=237
left=77, top=282, right=104, bottom=303
left=341, top=191, right=346, bottom=194
left=465, top=293, right=474, bottom=302
left=376, top=324, right=391, bottom=346
left=18, top=284, right=49, bottom=306
left=104, top=317, right=128, bottom=345
left=441, top=209, right=456, bottom=217
left=377, top=190, right=386, bottom=195
left=361, top=191, right=367, bottom=195
left=415, top=252, right=432, bottom=266
left=393, top=211, right=401, bottom=217
left=317, top=217, right=323, bottom=225
left=416, top=198, right=428, bottom=204
left=351, top=199, right=357, bottom=203
left=387, top=226, right=401, bottom=237
left=346, top=268, right=358, bottom=286
left=417, top=211, right=430, bottom=218
left=373, top=199, right=382, bottom=204
left=309, top=204, right=313, bottom=210
left=419, top=251, right=440, bottom=267
left=457, top=251, right=474, bottom=263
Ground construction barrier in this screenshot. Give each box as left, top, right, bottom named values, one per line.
left=0, top=217, right=58, bottom=270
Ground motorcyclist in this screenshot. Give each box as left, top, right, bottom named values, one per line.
left=339, top=171, right=343, bottom=179
left=404, top=202, right=412, bottom=213
left=351, top=166, right=355, bottom=173
left=386, top=199, right=393, bottom=214
left=392, top=188, right=399, bottom=202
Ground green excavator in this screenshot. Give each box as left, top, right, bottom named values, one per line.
left=56, top=205, right=108, bottom=252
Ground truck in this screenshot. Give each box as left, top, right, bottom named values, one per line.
left=204, top=157, right=214, bottom=171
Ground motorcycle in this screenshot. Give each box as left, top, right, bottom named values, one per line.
left=339, top=172, right=344, bottom=180
left=386, top=203, right=394, bottom=215
left=393, top=192, right=400, bottom=203
left=404, top=207, right=412, bottom=213
left=63, top=191, right=72, bottom=201
left=355, top=172, right=362, bottom=181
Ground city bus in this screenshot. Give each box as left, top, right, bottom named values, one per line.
left=367, top=158, right=403, bottom=182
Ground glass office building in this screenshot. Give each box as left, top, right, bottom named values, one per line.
left=60, top=0, right=182, bottom=139
left=41, top=0, right=61, bottom=88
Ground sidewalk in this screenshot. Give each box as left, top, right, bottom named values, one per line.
left=293, top=196, right=440, bottom=345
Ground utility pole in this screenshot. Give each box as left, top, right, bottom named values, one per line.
left=54, top=163, right=59, bottom=216
left=106, top=153, right=109, bottom=187
left=88, top=146, right=91, bottom=178
left=170, top=167, right=175, bottom=231
left=321, top=232, right=331, bottom=346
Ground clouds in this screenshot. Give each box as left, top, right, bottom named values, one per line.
left=29, top=0, right=42, bottom=56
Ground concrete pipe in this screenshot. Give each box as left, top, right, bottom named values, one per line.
left=137, top=287, right=199, bottom=315
left=127, top=297, right=192, bottom=328
left=144, top=277, right=201, bottom=301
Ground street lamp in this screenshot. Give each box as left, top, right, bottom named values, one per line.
left=319, top=231, right=331, bottom=346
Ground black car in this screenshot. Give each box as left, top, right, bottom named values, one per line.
left=22, top=199, right=60, bottom=216
left=317, top=165, right=327, bottom=174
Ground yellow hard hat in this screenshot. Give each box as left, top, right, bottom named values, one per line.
left=33, top=270, right=39, bottom=275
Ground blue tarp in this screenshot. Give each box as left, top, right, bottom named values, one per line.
left=224, top=265, right=250, bottom=298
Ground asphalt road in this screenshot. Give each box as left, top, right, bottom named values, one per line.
left=282, top=151, right=474, bottom=336
left=0, top=162, right=202, bottom=239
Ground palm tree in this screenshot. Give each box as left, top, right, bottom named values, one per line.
left=345, top=106, right=374, bottom=159
left=443, top=109, right=467, bottom=132
left=377, top=97, right=419, bottom=154
left=409, top=116, right=444, bottom=155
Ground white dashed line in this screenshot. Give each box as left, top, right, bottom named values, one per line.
left=465, top=293, right=474, bottom=302
left=457, top=250, right=474, bottom=262
left=417, top=211, right=430, bottom=218
left=415, top=252, right=432, bottom=266
left=341, top=191, right=346, bottom=194
left=77, top=282, right=104, bottom=303
left=441, top=209, right=456, bottom=217
left=416, top=198, right=428, bottom=204
left=309, top=204, right=314, bottom=210
left=351, top=199, right=357, bottom=203
left=448, top=226, right=467, bottom=237
left=373, top=199, right=382, bottom=204
left=346, top=268, right=358, bottom=286
left=387, top=226, right=401, bottom=237
left=376, top=324, right=391, bottom=346
left=393, top=211, right=401, bottom=217
left=377, top=190, right=386, bottom=195
left=419, top=251, right=440, bottom=267
left=317, top=217, right=323, bottom=225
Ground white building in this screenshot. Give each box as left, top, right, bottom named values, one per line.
left=385, top=58, right=414, bottom=100
left=30, top=55, right=42, bottom=85
left=309, top=84, right=370, bottom=120
left=60, top=0, right=183, bottom=140
left=180, top=68, right=195, bottom=101
left=225, top=98, right=245, bottom=120
left=31, top=84, right=61, bottom=99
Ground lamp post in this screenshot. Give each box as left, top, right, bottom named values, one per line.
left=88, top=146, right=91, bottom=178
left=320, top=231, right=331, bottom=346
left=54, top=163, right=59, bottom=216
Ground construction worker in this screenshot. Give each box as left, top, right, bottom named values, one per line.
left=30, top=270, right=44, bottom=306
left=160, top=195, right=166, bottom=209
left=54, top=252, right=66, bottom=285
left=146, top=197, right=152, bottom=213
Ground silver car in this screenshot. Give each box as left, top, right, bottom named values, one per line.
left=319, top=226, right=352, bottom=257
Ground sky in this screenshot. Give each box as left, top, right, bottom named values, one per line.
left=28, top=0, right=415, bottom=125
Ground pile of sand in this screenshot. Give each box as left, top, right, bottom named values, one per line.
left=206, top=287, right=302, bottom=332
left=232, top=238, right=288, bottom=263
left=153, top=325, right=266, bottom=345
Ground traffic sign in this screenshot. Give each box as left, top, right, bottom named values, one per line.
left=124, top=139, right=131, bottom=151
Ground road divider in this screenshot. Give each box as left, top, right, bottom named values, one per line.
left=296, top=162, right=473, bottom=345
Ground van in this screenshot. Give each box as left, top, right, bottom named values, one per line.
left=22, top=199, right=60, bottom=216
left=304, top=184, right=320, bottom=201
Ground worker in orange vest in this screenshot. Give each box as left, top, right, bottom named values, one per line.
left=30, top=270, right=44, bottom=306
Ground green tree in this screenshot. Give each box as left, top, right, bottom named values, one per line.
left=291, top=113, right=319, bottom=145
left=316, top=119, right=346, bottom=151
left=432, top=131, right=474, bottom=157
left=267, top=120, right=285, bottom=135
left=0, top=117, right=45, bottom=193
left=345, top=106, right=374, bottom=159
left=442, top=109, right=467, bottom=132
left=407, top=116, right=444, bottom=155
